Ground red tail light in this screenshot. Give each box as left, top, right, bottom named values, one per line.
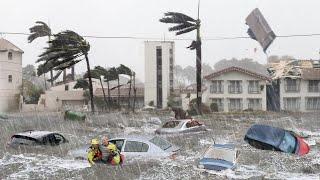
left=296, top=136, right=310, bottom=156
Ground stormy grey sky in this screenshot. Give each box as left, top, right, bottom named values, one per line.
left=1, top=0, right=320, bottom=80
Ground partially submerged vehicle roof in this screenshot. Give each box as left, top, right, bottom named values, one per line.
left=15, top=130, right=57, bottom=139
left=245, top=124, right=285, bottom=147
left=111, top=135, right=163, bottom=142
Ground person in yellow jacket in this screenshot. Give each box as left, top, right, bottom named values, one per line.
left=102, top=137, right=121, bottom=165
left=87, top=139, right=102, bottom=167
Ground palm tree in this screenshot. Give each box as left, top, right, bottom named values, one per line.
left=74, top=79, right=89, bottom=90
left=160, top=1, right=202, bottom=113
left=117, top=64, right=133, bottom=110
left=103, top=67, right=118, bottom=108
left=84, top=67, right=108, bottom=110
left=37, top=30, right=95, bottom=113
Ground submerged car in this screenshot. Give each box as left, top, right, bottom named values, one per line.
left=244, top=124, right=310, bottom=156
left=69, top=135, right=180, bottom=160
left=155, top=119, right=207, bottom=134
left=198, top=144, right=238, bottom=171
left=7, top=130, right=68, bottom=147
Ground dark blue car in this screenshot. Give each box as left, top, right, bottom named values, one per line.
left=198, top=144, right=237, bottom=171
left=244, top=124, right=310, bottom=156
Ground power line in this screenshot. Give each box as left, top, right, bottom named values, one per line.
left=1, top=31, right=320, bottom=41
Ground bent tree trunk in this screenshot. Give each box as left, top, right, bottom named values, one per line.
left=85, top=54, right=95, bottom=113
left=50, top=70, right=53, bottom=86
left=128, top=75, right=132, bottom=110
left=117, top=77, right=120, bottom=110
left=99, top=77, right=107, bottom=111
left=107, top=80, right=111, bottom=110
left=132, top=73, right=136, bottom=112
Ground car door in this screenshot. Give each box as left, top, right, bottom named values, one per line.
left=122, top=140, right=149, bottom=158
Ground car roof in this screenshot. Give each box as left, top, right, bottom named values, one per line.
left=212, top=143, right=236, bottom=150
left=14, top=130, right=57, bottom=139
left=245, top=124, right=285, bottom=147
left=110, top=135, right=163, bottom=142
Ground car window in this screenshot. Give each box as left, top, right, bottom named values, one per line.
left=53, top=134, right=65, bottom=144
left=11, top=135, right=37, bottom=145
left=109, top=139, right=124, bottom=151
left=162, top=121, right=181, bottom=128
left=149, top=136, right=172, bottom=151
left=47, top=134, right=56, bottom=145
left=279, top=131, right=297, bottom=153
left=204, top=147, right=236, bottom=162
left=124, top=141, right=149, bottom=152
left=246, top=138, right=278, bottom=151
left=186, top=120, right=201, bottom=128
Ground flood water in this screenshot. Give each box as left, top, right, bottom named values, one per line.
left=0, top=111, right=319, bottom=180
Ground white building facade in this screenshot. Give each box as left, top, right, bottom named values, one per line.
left=0, top=38, right=23, bottom=112
left=280, top=69, right=320, bottom=112
left=203, top=66, right=270, bottom=112
left=144, top=41, right=174, bottom=108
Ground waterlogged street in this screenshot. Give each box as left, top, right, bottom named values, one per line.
left=0, top=112, right=319, bottom=180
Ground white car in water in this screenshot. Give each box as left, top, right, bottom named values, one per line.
left=69, top=135, right=180, bottom=160
left=155, top=119, right=207, bottom=134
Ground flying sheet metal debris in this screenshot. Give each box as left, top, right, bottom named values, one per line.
left=246, top=8, right=276, bottom=52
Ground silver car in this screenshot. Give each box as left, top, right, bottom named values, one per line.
left=155, top=119, right=207, bottom=134
left=69, top=135, right=180, bottom=160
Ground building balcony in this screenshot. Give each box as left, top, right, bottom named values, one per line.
left=248, top=86, right=260, bottom=94
left=228, top=103, right=243, bottom=111
left=248, top=103, right=262, bottom=110
left=228, top=86, right=242, bottom=94
left=306, top=98, right=320, bottom=110
left=210, top=85, right=224, bottom=94
left=285, top=85, right=300, bottom=92
left=308, top=86, right=320, bottom=92
left=284, top=103, right=300, bottom=111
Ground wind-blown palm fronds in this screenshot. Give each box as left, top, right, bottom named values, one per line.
left=28, top=21, right=51, bottom=43
left=74, top=79, right=89, bottom=90
left=37, top=30, right=95, bottom=113
left=160, top=12, right=199, bottom=36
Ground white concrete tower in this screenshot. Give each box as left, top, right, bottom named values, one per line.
left=144, top=41, right=174, bottom=108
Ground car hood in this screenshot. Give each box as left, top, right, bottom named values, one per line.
left=199, top=158, right=235, bottom=170
left=155, top=128, right=183, bottom=134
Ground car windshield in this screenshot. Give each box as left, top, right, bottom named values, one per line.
left=279, top=131, right=297, bottom=153
left=203, top=146, right=236, bottom=162
left=11, top=135, right=37, bottom=145
left=162, top=121, right=183, bottom=128
left=149, top=136, right=172, bottom=150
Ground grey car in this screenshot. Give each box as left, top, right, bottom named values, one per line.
left=7, top=130, right=68, bottom=147
left=155, top=119, right=207, bottom=134
left=69, top=135, right=180, bottom=160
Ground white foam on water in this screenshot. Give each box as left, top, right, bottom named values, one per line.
left=0, top=153, right=90, bottom=179
left=266, top=172, right=320, bottom=180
